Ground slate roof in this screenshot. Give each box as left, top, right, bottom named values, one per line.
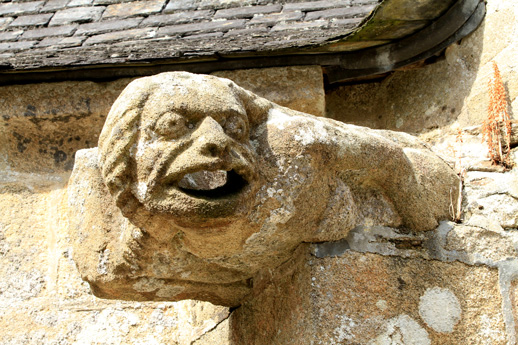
left=0, top=0, right=485, bottom=84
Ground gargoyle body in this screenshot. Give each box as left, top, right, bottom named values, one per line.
left=68, top=72, right=459, bottom=306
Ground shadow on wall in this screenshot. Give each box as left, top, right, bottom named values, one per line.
left=325, top=19, right=486, bottom=134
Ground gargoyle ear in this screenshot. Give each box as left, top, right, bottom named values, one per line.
left=227, top=81, right=273, bottom=128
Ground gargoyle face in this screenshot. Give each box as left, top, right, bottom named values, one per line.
left=131, top=83, right=258, bottom=227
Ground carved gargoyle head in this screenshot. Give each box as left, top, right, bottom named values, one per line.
left=97, top=73, right=268, bottom=229
left=68, top=72, right=459, bottom=306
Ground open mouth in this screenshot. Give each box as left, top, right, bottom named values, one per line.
left=177, top=170, right=248, bottom=199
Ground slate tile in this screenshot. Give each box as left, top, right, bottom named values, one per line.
left=93, top=0, right=134, bottom=4
left=182, top=31, right=223, bottom=40
left=271, top=20, right=327, bottom=31
left=38, top=35, right=85, bottom=47
left=224, top=26, right=269, bottom=37
left=75, top=17, right=142, bottom=35
left=249, top=11, right=304, bottom=25
left=10, top=13, right=53, bottom=27
left=84, top=27, right=156, bottom=45
left=0, top=1, right=44, bottom=16
left=306, top=5, right=376, bottom=20
left=41, top=0, right=70, bottom=12
left=0, top=17, right=14, bottom=30
left=163, top=0, right=198, bottom=13
left=59, top=36, right=87, bottom=45
left=196, top=0, right=269, bottom=10
left=49, top=7, right=105, bottom=26
left=36, top=36, right=66, bottom=47
left=141, top=10, right=212, bottom=26
left=0, top=30, right=23, bottom=42
left=0, top=52, right=14, bottom=59
left=283, top=1, right=347, bottom=12
left=214, top=5, right=282, bottom=19
left=157, top=19, right=246, bottom=36
left=22, top=25, right=77, bottom=39
left=67, top=0, right=94, bottom=7
left=0, top=40, right=37, bottom=52
left=103, top=0, right=166, bottom=19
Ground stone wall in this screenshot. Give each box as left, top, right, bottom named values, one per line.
left=1, top=1, right=518, bottom=344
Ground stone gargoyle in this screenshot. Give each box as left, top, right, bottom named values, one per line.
left=68, top=72, right=459, bottom=307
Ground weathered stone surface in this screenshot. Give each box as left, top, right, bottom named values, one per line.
left=0, top=78, right=132, bottom=173
left=0, top=0, right=470, bottom=74
left=0, top=30, right=23, bottom=42
left=271, top=19, right=327, bottom=31
left=0, top=170, right=229, bottom=343
left=21, top=25, right=76, bottom=39
left=103, top=0, right=166, bottom=19
left=283, top=1, right=344, bottom=12
left=0, top=188, right=54, bottom=304
left=0, top=1, right=44, bottom=16
left=462, top=170, right=518, bottom=228
left=0, top=17, right=13, bottom=31
left=0, top=41, right=37, bottom=52
left=67, top=72, right=458, bottom=306
left=38, top=35, right=85, bottom=48
left=9, top=13, right=53, bottom=27
left=212, top=66, right=325, bottom=116
left=214, top=5, right=282, bottom=19
left=444, top=223, right=518, bottom=265
left=163, top=0, right=198, bottom=12
left=326, top=0, right=517, bottom=133
left=183, top=31, right=223, bottom=40
left=41, top=0, right=70, bottom=12
left=68, top=0, right=95, bottom=7
left=231, top=249, right=507, bottom=345
left=141, top=10, right=213, bottom=26
left=249, top=11, right=304, bottom=25
left=193, top=318, right=230, bottom=345
left=0, top=2, right=516, bottom=344
left=75, top=17, right=143, bottom=36
left=0, top=66, right=329, bottom=174
left=157, top=19, right=246, bottom=36
left=84, top=27, right=156, bottom=45
left=49, top=6, right=105, bottom=26
left=224, top=26, right=268, bottom=37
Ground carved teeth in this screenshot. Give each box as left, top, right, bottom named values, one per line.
left=178, top=170, right=228, bottom=191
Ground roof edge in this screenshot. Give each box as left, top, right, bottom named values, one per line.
left=0, top=0, right=485, bottom=86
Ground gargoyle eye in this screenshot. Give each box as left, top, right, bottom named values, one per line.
left=153, top=112, right=188, bottom=139
left=224, top=116, right=248, bottom=141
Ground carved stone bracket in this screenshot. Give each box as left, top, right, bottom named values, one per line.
left=68, top=72, right=459, bottom=306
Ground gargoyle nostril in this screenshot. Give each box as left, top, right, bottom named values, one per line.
left=203, top=142, right=229, bottom=157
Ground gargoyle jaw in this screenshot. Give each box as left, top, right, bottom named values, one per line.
left=177, top=169, right=249, bottom=199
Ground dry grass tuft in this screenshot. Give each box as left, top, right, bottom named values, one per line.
left=482, top=61, right=512, bottom=168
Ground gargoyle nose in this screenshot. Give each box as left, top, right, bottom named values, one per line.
left=195, top=116, right=231, bottom=157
